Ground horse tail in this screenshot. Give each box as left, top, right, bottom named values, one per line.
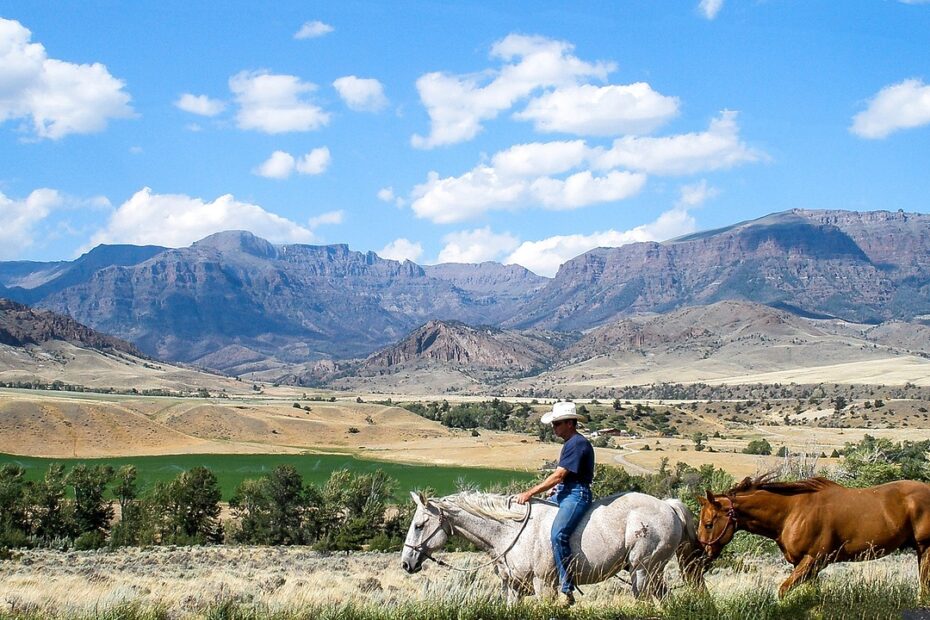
left=664, top=498, right=707, bottom=590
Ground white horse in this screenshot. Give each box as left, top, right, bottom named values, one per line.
left=401, top=491, right=706, bottom=602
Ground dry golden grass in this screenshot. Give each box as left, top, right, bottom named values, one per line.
left=0, top=545, right=919, bottom=618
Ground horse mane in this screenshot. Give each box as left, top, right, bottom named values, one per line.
left=726, top=473, right=841, bottom=496
left=435, top=492, right=528, bottom=522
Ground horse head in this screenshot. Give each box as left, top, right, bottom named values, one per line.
left=401, top=490, right=451, bottom=574
left=697, top=490, right=738, bottom=559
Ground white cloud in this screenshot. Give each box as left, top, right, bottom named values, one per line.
left=296, top=147, right=331, bottom=174
left=294, top=20, right=334, bottom=39
left=308, top=210, right=344, bottom=228
left=850, top=78, right=930, bottom=139
left=230, top=70, right=329, bottom=133
left=490, top=140, right=588, bottom=177
left=253, top=147, right=330, bottom=179
left=699, top=0, right=724, bottom=19
left=175, top=93, right=225, bottom=117
left=505, top=207, right=697, bottom=276
left=515, top=83, right=679, bottom=136
left=410, top=138, right=647, bottom=223
left=333, top=76, right=388, bottom=112
left=254, top=151, right=295, bottom=179
left=437, top=227, right=520, bottom=264
left=592, top=111, right=762, bottom=175
left=0, top=18, right=133, bottom=140
left=411, top=34, right=612, bottom=148
left=378, top=238, right=423, bottom=262
left=677, top=179, right=718, bottom=207
left=377, top=186, right=405, bottom=207
left=0, top=188, right=63, bottom=259
left=85, top=188, right=316, bottom=250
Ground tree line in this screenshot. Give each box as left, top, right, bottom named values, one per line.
left=0, top=463, right=407, bottom=554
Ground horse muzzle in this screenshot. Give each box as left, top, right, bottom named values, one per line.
left=402, top=559, right=422, bottom=574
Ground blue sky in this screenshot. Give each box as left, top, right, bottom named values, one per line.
left=1, top=1, right=928, bottom=275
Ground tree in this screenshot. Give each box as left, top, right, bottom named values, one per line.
left=110, top=465, right=144, bottom=548
left=67, top=464, right=114, bottom=539
left=230, top=465, right=319, bottom=545
left=29, top=464, right=70, bottom=542
left=692, top=432, right=707, bottom=452
left=0, top=464, right=29, bottom=548
left=154, top=467, right=222, bottom=544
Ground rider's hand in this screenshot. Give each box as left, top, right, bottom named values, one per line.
left=514, top=491, right=534, bottom=505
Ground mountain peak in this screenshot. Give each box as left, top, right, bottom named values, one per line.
left=192, top=230, right=279, bottom=259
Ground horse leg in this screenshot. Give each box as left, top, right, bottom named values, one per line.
left=917, top=544, right=930, bottom=597
left=778, top=556, right=822, bottom=598
left=630, top=566, right=649, bottom=599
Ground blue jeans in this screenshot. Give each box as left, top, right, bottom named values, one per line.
left=550, top=482, right=592, bottom=594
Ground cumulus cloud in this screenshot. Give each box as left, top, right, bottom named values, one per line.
left=378, top=238, right=423, bottom=262
left=253, top=147, right=331, bottom=179
left=505, top=207, right=697, bottom=276
left=0, top=18, right=133, bottom=140
left=294, top=20, right=334, bottom=39
left=850, top=78, right=930, bottom=139
left=333, top=76, right=388, bottom=112
left=308, top=210, right=344, bottom=228
left=437, top=227, right=520, bottom=263
left=412, top=34, right=612, bottom=148
left=175, top=93, right=225, bottom=116
left=591, top=111, right=762, bottom=175
left=0, top=188, right=63, bottom=259
left=230, top=70, right=329, bottom=133
left=85, top=188, right=316, bottom=250
left=515, top=83, right=679, bottom=136
left=411, top=139, right=646, bottom=223
left=699, top=0, right=724, bottom=19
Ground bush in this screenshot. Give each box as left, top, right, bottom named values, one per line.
left=73, top=530, right=106, bottom=550
left=743, top=438, right=773, bottom=455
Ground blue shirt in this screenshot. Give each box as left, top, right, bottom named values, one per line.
left=558, top=433, right=595, bottom=487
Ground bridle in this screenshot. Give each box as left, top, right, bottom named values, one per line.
left=404, top=507, right=455, bottom=567
left=701, top=501, right=738, bottom=547
left=404, top=501, right=533, bottom=572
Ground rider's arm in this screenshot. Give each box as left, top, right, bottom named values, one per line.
left=515, top=466, right=568, bottom=504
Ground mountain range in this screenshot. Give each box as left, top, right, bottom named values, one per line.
left=2, top=208, right=929, bottom=386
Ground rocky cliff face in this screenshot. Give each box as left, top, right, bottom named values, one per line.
left=360, top=319, right=559, bottom=374
left=0, top=298, right=141, bottom=355
left=27, top=232, right=541, bottom=366
left=508, top=209, right=930, bottom=331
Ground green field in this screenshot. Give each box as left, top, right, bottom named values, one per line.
left=0, top=452, right=535, bottom=500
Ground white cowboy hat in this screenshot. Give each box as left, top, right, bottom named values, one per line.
left=541, top=401, right=586, bottom=424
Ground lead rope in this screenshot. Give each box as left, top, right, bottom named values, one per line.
left=426, top=499, right=533, bottom=573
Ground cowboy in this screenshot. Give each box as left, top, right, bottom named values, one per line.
left=515, top=401, right=594, bottom=606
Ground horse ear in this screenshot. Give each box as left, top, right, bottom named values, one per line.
left=697, top=495, right=707, bottom=507
left=705, top=489, right=719, bottom=506
left=410, top=491, right=424, bottom=507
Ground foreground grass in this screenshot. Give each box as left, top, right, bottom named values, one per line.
left=0, top=581, right=925, bottom=620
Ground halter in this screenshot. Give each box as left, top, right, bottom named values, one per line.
left=404, top=500, right=533, bottom=573
left=702, top=503, right=738, bottom=547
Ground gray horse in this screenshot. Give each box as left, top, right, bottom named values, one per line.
left=401, top=491, right=705, bottom=602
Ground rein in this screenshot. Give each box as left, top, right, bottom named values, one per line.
left=703, top=503, right=738, bottom=546
left=405, top=500, right=533, bottom=573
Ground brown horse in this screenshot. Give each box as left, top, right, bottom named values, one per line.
left=698, top=475, right=930, bottom=597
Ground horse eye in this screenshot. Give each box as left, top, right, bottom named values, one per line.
left=704, top=523, right=713, bottom=529
left=414, top=523, right=424, bottom=530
